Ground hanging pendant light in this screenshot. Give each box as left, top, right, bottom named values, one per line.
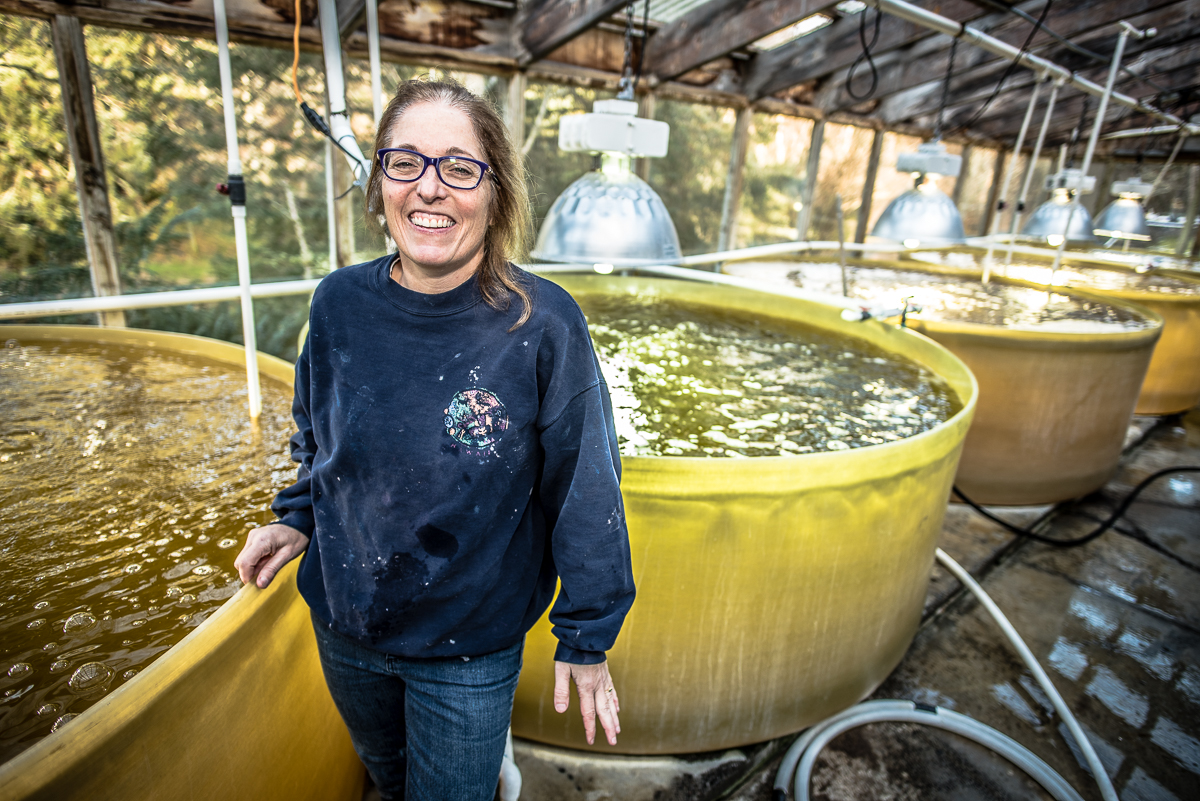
left=1021, top=168, right=1098, bottom=246
left=1093, top=177, right=1152, bottom=243
left=869, top=39, right=966, bottom=249
left=532, top=99, right=681, bottom=266
left=532, top=0, right=681, bottom=268
left=870, top=141, right=967, bottom=248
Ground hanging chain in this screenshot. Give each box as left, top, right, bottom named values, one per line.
left=618, top=0, right=635, bottom=99
left=933, top=37, right=959, bottom=141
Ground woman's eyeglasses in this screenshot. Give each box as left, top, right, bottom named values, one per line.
left=376, top=148, right=491, bottom=190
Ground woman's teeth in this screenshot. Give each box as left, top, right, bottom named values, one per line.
left=411, top=213, right=454, bottom=229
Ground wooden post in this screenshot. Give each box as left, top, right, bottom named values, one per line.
left=636, top=91, right=656, bottom=182
left=981, top=146, right=1007, bottom=236
left=51, top=15, right=125, bottom=327
left=717, top=106, right=753, bottom=254
left=796, top=118, right=825, bottom=241
left=854, top=129, right=884, bottom=243
left=952, top=144, right=972, bottom=205
left=506, top=72, right=527, bottom=152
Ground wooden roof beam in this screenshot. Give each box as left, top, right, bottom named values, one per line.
left=642, top=0, right=836, bottom=84
left=516, top=0, right=628, bottom=68
left=742, top=0, right=986, bottom=100
left=871, top=0, right=1199, bottom=131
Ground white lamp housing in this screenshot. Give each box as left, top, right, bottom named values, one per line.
left=558, top=99, right=670, bottom=158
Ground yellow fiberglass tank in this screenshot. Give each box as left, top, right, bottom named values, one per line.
left=510, top=274, right=978, bottom=755
left=724, top=257, right=1163, bottom=506
left=0, top=326, right=362, bottom=801
left=989, top=255, right=1200, bottom=415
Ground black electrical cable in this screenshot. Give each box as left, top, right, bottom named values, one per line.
left=951, top=0, right=1053, bottom=135
left=633, top=0, right=649, bottom=93
left=934, top=37, right=959, bottom=141
left=952, top=466, right=1200, bottom=548
left=972, top=0, right=1168, bottom=95
left=846, top=6, right=883, bottom=102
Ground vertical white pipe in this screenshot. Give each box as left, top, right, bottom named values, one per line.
left=213, top=0, right=262, bottom=420
left=983, top=76, right=1041, bottom=282
left=326, top=140, right=338, bottom=272
left=1051, top=27, right=1131, bottom=278
left=1005, top=80, right=1061, bottom=269
left=366, top=0, right=383, bottom=124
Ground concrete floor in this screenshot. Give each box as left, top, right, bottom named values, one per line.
left=510, top=409, right=1200, bottom=801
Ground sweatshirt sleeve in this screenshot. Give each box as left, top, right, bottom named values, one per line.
left=538, top=354, right=636, bottom=665
left=270, top=334, right=318, bottom=537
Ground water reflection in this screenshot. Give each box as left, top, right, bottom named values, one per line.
left=576, top=292, right=961, bottom=457
left=0, top=341, right=294, bottom=765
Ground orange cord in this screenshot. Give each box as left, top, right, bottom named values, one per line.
left=291, top=0, right=304, bottom=104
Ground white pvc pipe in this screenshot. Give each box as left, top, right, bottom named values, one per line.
left=366, top=0, right=384, bottom=124
left=212, top=0, right=262, bottom=420
left=673, top=239, right=905, bottom=268
left=1050, top=26, right=1138, bottom=278
left=0, top=279, right=323, bottom=321
left=1005, top=79, right=1062, bottom=268
left=935, top=548, right=1119, bottom=801
left=326, top=140, right=338, bottom=271
left=317, top=0, right=369, bottom=183
left=983, top=76, right=1042, bottom=282
left=866, top=0, right=1197, bottom=135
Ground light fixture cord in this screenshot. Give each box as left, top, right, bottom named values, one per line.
left=618, top=0, right=635, bottom=99
left=933, top=37, right=958, bottom=142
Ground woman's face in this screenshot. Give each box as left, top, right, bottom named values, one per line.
left=382, top=101, right=493, bottom=279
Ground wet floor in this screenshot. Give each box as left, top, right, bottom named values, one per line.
left=508, top=408, right=1200, bottom=801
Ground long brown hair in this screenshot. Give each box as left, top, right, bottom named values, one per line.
left=365, top=78, right=534, bottom=329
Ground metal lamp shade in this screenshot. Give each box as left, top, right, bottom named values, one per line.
left=1093, top=197, right=1151, bottom=241
left=870, top=185, right=966, bottom=247
left=1021, top=192, right=1098, bottom=244
left=532, top=171, right=682, bottom=266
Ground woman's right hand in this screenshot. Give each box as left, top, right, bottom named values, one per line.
left=234, top=523, right=310, bottom=589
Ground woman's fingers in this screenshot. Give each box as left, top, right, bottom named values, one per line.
left=553, top=660, right=621, bottom=746
left=234, top=523, right=309, bottom=588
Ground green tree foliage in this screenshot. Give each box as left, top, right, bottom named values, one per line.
left=647, top=100, right=734, bottom=256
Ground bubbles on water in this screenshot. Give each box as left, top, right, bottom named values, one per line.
left=43, top=643, right=59, bottom=653
left=122, top=669, right=138, bottom=680
left=178, top=594, right=196, bottom=605
left=68, top=662, right=113, bottom=694
left=63, top=612, right=97, bottom=634
left=165, top=587, right=183, bottom=598
left=130, top=619, right=147, bottom=628
left=7, top=663, right=32, bottom=678
left=37, top=703, right=61, bottom=717
left=192, top=565, right=215, bottom=576
left=34, top=601, right=48, bottom=610
left=28, top=619, right=46, bottom=629
left=50, top=660, right=70, bottom=673
left=195, top=535, right=210, bottom=544
left=124, top=563, right=143, bottom=574
left=217, top=538, right=238, bottom=549
left=50, top=714, right=78, bottom=732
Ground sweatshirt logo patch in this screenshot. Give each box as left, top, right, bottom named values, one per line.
left=444, top=388, right=509, bottom=449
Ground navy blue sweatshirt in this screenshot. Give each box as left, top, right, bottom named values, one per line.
left=271, top=256, right=635, bottom=664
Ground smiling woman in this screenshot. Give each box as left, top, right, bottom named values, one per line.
left=233, top=78, right=636, bottom=801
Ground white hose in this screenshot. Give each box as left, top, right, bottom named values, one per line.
left=498, top=726, right=522, bottom=801
left=774, top=701, right=1084, bottom=801
left=772, top=549, right=1117, bottom=801
left=934, top=548, right=1118, bottom=801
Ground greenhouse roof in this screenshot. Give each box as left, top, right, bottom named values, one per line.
left=3, top=0, right=1199, bottom=155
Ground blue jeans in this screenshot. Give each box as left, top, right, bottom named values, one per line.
left=312, top=614, right=523, bottom=801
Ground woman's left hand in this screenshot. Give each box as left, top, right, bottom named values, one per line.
left=553, top=660, right=621, bottom=746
